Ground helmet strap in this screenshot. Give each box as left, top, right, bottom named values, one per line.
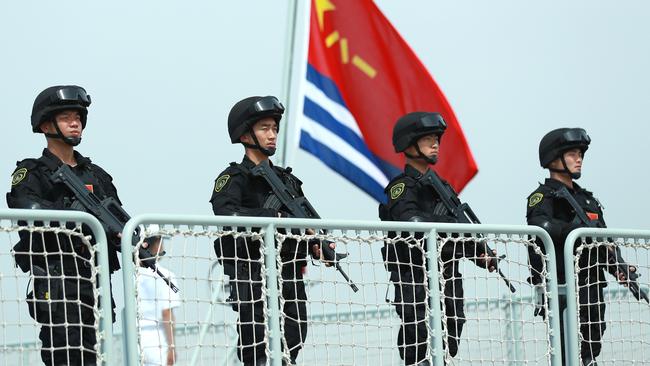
left=549, top=155, right=580, bottom=179
left=243, top=128, right=275, bottom=156
left=405, top=144, right=437, bottom=165
left=44, top=121, right=81, bottom=147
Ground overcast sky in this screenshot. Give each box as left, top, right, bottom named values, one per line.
left=3, top=3, right=650, bottom=361
left=1, top=0, right=649, bottom=229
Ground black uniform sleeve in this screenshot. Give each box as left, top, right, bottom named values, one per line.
left=585, top=190, right=607, bottom=228
left=526, top=188, right=579, bottom=284
left=382, top=176, right=492, bottom=269
left=6, top=162, right=56, bottom=210
left=584, top=192, right=618, bottom=276
left=527, top=190, right=583, bottom=246
left=383, top=178, right=455, bottom=223
left=89, top=164, right=125, bottom=265
left=284, top=170, right=306, bottom=198
left=6, top=162, right=54, bottom=272
left=210, top=169, right=278, bottom=217
left=279, top=169, right=309, bottom=218
left=92, top=164, right=123, bottom=205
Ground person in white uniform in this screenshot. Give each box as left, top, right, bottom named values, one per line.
left=138, top=226, right=180, bottom=366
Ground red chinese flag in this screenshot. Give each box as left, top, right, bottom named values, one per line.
left=307, top=0, right=477, bottom=192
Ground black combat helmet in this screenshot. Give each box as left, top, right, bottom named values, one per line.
left=31, top=85, right=91, bottom=146
left=227, top=96, right=284, bottom=156
left=539, top=127, right=590, bottom=179
left=392, top=112, right=447, bottom=164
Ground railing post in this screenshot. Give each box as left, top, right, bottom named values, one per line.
left=121, top=218, right=141, bottom=366
left=90, top=216, right=114, bottom=366
left=534, top=230, right=564, bottom=366
left=563, top=228, right=583, bottom=366
left=427, top=228, right=445, bottom=366
left=0, top=209, right=114, bottom=365
left=264, top=223, right=283, bottom=365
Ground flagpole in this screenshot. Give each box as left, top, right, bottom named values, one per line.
left=276, top=0, right=300, bottom=167
left=277, top=0, right=310, bottom=167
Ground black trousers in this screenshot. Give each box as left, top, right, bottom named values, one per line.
left=391, top=267, right=465, bottom=365
left=36, top=278, right=97, bottom=365
left=558, top=283, right=607, bottom=364
left=231, top=264, right=308, bottom=364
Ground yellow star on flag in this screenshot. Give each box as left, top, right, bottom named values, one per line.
left=315, top=0, right=336, bottom=30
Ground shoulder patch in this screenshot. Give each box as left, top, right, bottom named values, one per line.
left=528, top=192, right=544, bottom=207
left=11, top=168, right=28, bottom=186
left=390, top=182, right=406, bottom=200
left=214, top=174, right=230, bottom=192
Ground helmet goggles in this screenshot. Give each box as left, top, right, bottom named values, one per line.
left=252, top=96, right=284, bottom=115
left=35, top=86, right=91, bottom=112
left=558, top=128, right=590, bottom=146
left=418, top=113, right=447, bottom=130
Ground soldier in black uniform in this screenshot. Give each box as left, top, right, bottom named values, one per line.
left=379, top=112, right=497, bottom=366
left=210, top=96, right=331, bottom=366
left=7, top=85, right=122, bottom=365
left=526, top=127, right=635, bottom=366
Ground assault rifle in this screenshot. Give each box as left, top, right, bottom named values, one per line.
left=50, top=164, right=179, bottom=293
left=554, top=186, right=648, bottom=303
left=250, top=160, right=359, bottom=292
left=421, top=169, right=516, bottom=293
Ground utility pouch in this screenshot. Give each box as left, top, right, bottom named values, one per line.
left=228, top=279, right=252, bottom=311
left=227, top=262, right=261, bottom=311
left=26, top=264, right=63, bottom=323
